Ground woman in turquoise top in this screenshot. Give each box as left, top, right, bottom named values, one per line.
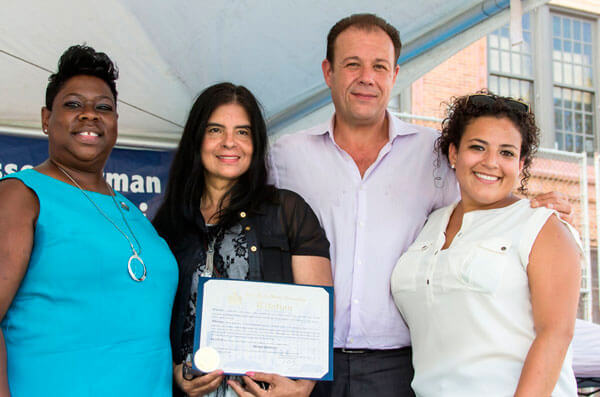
left=0, top=45, right=178, bottom=396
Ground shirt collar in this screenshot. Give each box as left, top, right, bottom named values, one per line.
left=306, top=110, right=420, bottom=142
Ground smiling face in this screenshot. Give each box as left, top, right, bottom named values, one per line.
left=201, top=103, right=254, bottom=188
left=42, top=75, right=117, bottom=171
left=449, top=116, right=525, bottom=212
left=322, top=27, right=399, bottom=127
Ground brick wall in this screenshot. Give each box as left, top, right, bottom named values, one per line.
left=411, top=37, right=488, bottom=129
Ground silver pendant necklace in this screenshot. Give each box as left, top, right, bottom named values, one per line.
left=52, top=161, right=147, bottom=282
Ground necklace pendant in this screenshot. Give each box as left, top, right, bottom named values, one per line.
left=128, top=252, right=147, bottom=282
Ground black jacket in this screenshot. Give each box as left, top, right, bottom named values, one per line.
left=168, top=188, right=330, bottom=366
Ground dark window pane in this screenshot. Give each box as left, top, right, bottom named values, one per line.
left=576, top=135, right=583, bottom=153
left=564, top=90, right=572, bottom=109
left=585, top=115, right=593, bottom=135
left=555, top=110, right=563, bottom=130
left=573, top=90, right=582, bottom=109
left=566, top=134, right=574, bottom=151
left=575, top=113, right=583, bottom=133
left=583, top=93, right=592, bottom=112
left=556, top=133, right=564, bottom=150
left=565, top=111, right=573, bottom=131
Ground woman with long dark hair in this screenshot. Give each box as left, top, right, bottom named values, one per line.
left=153, top=83, right=333, bottom=397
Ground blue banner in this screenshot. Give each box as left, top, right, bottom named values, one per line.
left=0, top=134, right=173, bottom=219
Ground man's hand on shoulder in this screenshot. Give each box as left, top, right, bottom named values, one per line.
left=530, top=191, right=574, bottom=224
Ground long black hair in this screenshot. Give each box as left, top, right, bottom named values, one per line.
left=153, top=82, right=274, bottom=247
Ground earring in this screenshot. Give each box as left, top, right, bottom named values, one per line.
left=43, top=128, right=47, bottom=133
left=451, top=163, right=455, bottom=169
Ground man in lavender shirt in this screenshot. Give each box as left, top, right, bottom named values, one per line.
left=269, top=13, right=572, bottom=397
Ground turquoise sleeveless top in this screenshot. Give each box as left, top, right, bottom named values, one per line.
left=1, top=169, right=178, bottom=396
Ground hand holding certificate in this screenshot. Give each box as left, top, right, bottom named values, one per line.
left=192, top=277, right=334, bottom=380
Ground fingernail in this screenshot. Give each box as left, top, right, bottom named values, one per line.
left=246, top=371, right=255, bottom=377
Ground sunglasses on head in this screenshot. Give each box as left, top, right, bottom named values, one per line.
left=467, top=94, right=530, bottom=113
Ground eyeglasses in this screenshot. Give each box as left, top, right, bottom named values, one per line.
left=467, top=94, right=530, bottom=113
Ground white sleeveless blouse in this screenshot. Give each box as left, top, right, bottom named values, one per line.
left=391, top=199, right=579, bottom=397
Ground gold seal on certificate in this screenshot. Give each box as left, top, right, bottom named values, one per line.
left=193, top=277, right=334, bottom=380
left=194, top=346, right=220, bottom=373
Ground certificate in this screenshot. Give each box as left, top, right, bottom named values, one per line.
left=192, top=277, right=333, bottom=380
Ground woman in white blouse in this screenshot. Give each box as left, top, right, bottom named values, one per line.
left=391, top=93, right=581, bottom=396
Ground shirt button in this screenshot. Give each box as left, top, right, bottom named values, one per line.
left=349, top=338, right=354, bottom=343
left=359, top=221, right=365, bottom=227
left=250, top=245, right=257, bottom=252
left=240, top=211, right=247, bottom=218
left=357, top=259, right=362, bottom=265
left=501, top=246, right=507, bottom=251
left=353, top=299, right=359, bottom=304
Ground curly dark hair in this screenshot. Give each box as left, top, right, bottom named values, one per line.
left=45, top=45, right=118, bottom=110
left=436, top=91, right=539, bottom=193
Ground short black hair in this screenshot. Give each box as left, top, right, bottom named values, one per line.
left=327, top=13, right=402, bottom=65
left=45, top=45, right=118, bottom=110
left=437, top=91, right=539, bottom=193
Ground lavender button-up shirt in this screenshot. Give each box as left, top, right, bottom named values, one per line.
left=268, top=113, right=459, bottom=349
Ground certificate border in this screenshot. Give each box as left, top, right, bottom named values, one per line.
left=192, top=277, right=334, bottom=381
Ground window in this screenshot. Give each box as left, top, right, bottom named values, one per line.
left=552, top=14, right=595, bottom=153
left=488, top=13, right=534, bottom=104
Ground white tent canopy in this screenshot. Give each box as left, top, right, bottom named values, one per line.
left=1, top=0, right=545, bottom=148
